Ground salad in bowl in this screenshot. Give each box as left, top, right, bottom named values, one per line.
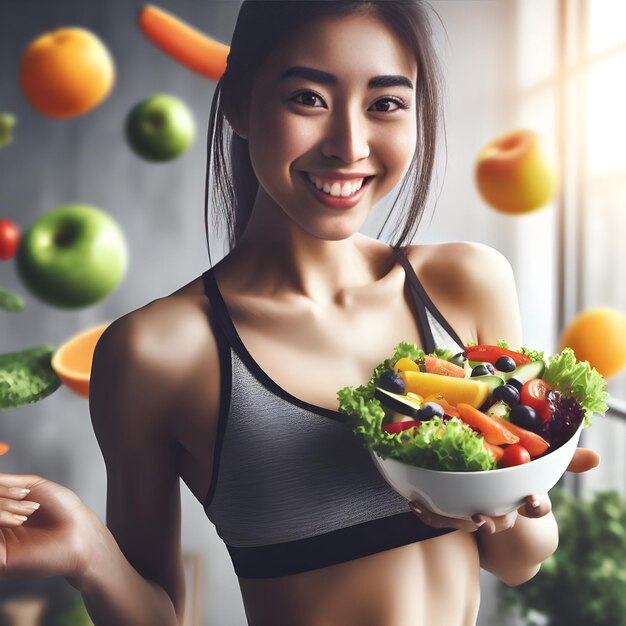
left=337, top=341, right=608, bottom=518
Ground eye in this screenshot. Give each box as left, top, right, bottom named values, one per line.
left=371, top=97, right=410, bottom=113
left=291, top=91, right=325, bottom=107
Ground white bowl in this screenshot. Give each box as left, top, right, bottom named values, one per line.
left=370, top=425, right=582, bottom=519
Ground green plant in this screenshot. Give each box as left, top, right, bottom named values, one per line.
left=53, top=597, right=93, bottom=626
left=498, top=487, right=626, bottom=626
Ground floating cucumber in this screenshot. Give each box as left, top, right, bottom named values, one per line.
left=0, top=287, right=26, bottom=312
left=0, top=345, right=61, bottom=410
left=0, top=113, right=16, bottom=148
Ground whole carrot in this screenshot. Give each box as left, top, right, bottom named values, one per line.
left=138, top=4, right=229, bottom=80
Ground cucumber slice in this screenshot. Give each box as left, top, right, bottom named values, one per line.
left=374, top=387, right=422, bottom=419
left=469, top=375, right=505, bottom=391
left=503, top=360, right=545, bottom=383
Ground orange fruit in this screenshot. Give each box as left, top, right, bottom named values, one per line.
left=20, top=27, right=115, bottom=119
left=0, top=442, right=9, bottom=456
left=475, top=129, right=558, bottom=214
left=51, top=322, right=111, bottom=398
left=559, top=307, right=626, bottom=379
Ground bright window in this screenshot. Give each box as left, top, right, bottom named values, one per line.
left=514, top=0, right=626, bottom=492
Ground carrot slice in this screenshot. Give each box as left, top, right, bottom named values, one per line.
left=483, top=440, right=504, bottom=461
left=0, top=442, right=10, bottom=456
left=423, top=356, right=466, bottom=378
left=138, top=5, right=230, bottom=80
left=456, top=403, right=520, bottom=445
left=493, top=418, right=550, bottom=458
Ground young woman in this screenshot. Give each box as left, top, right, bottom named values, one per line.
left=0, top=2, right=599, bottom=625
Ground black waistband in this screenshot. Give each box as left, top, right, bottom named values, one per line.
left=228, top=511, right=456, bottom=579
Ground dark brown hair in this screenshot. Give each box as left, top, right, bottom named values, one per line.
left=204, top=0, right=444, bottom=267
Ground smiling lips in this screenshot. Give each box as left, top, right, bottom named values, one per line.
left=306, top=172, right=366, bottom=198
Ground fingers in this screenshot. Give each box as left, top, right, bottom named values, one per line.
left=0, top=483, right=41, bottom=528
left=567, top=448, right=601, bottom=473
left=409, top=501, right=481, bottom=533
left=518, top=494, right=552, bottom=518
left=472, top=511, right=517, bottom=535
left=0, top=502, right=40, bottom=527
left=0, top=473, right=43, bottom=488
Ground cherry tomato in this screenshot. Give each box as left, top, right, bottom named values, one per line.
left=498, top=444, right=531, bottom=468
left=520, top=378, right=553, bottom=423
left=382, top=420, right=421, bottom=434
left=0, top=219, right=20, bottom=260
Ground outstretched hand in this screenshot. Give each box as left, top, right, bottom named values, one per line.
left=565, top=446, right=600, bottom=473
left=0, top=472, right=100, bottom=581
left=409, top=446, right=601, bottom=535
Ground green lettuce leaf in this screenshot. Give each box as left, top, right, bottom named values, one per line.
left=337, top=341, right=495, bottom=472
left=518, top=346, right=545, bottom=362
left=386, top=417, right=496, bottom=471
left=431, top=347, right=454, bottom=361
left=543, top=347, right=608, bottom=426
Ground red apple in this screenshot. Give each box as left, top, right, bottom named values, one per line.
left=475, top=129, right=557, bottom=215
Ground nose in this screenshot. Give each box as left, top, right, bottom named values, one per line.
left=320, top=106, right=370, bottom=163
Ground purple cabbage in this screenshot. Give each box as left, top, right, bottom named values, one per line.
left=539, top=390, right=584, bottom=451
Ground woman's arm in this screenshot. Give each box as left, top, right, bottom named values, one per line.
left=412, top=242, right=559, bottom=585
left=72, top=305, right=194, bottom=625
left=68, top=517, right=181, bottom=626
left=458, top=242, right=558, bottom=585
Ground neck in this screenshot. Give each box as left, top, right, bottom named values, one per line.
left=229, top=193, right=392, bottom=307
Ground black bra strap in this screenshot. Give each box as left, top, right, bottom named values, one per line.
left=202, top=267, right=347, bottom=423
left=202, top=268, right=240, bottom=347
left=398, top=255, right=437, bottom=354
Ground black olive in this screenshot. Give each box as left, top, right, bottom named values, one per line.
left=418, top=402, right=445, bottom=419
left=508, top=377, right=523, bottom=392
left=492, top=384, right=520, bottom=406
left=379, top=370, right=406, bottom=394
left=471, top=363, right=495, bottom=377
left=495, top=356, right=517, bottom=372
left=509, top=404, right=541, bottom=431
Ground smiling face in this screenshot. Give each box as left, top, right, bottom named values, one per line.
left=238, top=10, right=419, bottom=242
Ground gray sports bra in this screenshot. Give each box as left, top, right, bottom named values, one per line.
left=201, top=252, right=466, bottom=578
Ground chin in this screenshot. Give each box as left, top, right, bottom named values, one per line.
left=305, top=216, right=369, bottom=243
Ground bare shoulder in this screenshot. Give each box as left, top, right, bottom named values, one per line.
left=91, top=275, right=219, bottom=434
left=406, top=241, right=522, bottom=346
left=407, top=240, right=512, bottom=284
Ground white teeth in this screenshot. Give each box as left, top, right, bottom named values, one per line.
left=306, top=173, right=365, bottom=198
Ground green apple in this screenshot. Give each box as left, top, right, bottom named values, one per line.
left=16, top=204, right=127, bottom=309
left=125, top=94, right=195, bottom=162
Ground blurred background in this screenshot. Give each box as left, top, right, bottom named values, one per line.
left=0, top=0, right=625, bottom=624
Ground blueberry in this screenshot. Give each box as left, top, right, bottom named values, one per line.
left=379, top=370, right=406, bottom=394
left=492, top=384, right=520, bottom=406
left=509, top=404, right=541, bottom=431
left=418, top=402, right=444, bottom=419
left=471, top=363, right=495, bottom=377
left=495, top=356, right=516, bottom=372
left=508, top=377, right=523, bottom=392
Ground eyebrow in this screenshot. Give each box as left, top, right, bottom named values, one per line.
left=279, top=65, right=414, bottom=90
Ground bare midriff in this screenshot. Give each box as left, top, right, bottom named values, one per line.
left=238, top=530, right=481, bottom=626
